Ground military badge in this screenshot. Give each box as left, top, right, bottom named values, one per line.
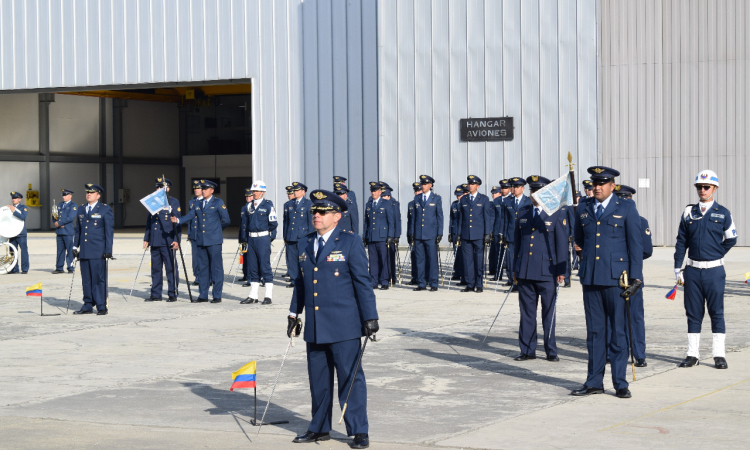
left=222, top=205, right=227, bottom=209
left=563, top=219, right=566, bottom=225
left=593, top=168, right=605, bottom=173
left=645, top=228, right=651, bottom=235
left=313, top=192, right=327, bottom=200
left=532, top=176, right=539, bottom=182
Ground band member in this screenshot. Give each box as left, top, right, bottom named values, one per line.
left=143, top=178, right=182, bottom=302
left=7, top=191, right=29, bottom=274
left=53, top=189, right=77, bottom=274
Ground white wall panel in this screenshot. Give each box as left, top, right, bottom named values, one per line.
left=0, top=93, right=38, bottom=152
left=49, top=94, right=99, bottom=155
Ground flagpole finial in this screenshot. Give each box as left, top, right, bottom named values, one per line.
left=566, top=152, right=576, bottom=170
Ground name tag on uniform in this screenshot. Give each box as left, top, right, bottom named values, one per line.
left=580, top=213, right=588, bottom=219
left=476, top=204, right=482, bottom=206
left=429, top=203, right=436, bottom=206
left=711, top=213, right=725, bottom=219
left=545, top=221, right=552, bottom=226
left=520, top=219, right=527, bottom=223
left=259, top=208, right=267, bottom=212
left=91, top=214, right=102, bottom=219
left=613, top=215, right=622, bottom=218
left=327, top=253, right=345, bottom=262
left=299, top=253, right=307, bottom=262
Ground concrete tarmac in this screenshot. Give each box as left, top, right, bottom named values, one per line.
left=1, top=232, right=749, bottom=449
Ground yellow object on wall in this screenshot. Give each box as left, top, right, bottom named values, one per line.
left=26, top=183, right=41, bottom=207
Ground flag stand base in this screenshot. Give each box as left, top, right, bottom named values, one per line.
left=40, top=296, right=60, bottom=316
left=251, top=387, right=289, bottom=426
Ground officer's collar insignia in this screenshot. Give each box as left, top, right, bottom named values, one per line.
left=313, top=192, right=327, bottom=200
left=593, top=168, right=605, bottom=173
left=615, top=184, right=621, bottom=191
left=531, top=176, right=539, bottom=182
left=645, top=228, right=651, bottom=235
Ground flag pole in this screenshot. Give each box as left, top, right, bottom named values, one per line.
left=567, top=152, right=578, bottom=206
left=40, top=293, right=59, bottom=316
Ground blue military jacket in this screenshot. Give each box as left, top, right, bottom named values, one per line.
left=282, top=199, right=292, bottom=240
left=449, top=199, right=460, bottom=240
left=457, top=192, right=493, bottom=240
left=513, top=206, right=569, bottom=281
left=574, top=195, right=644, bottom=286
left=186, top=196, right=202, bottom=240
left=285, top=197, right=312, bottom=242
left=240, top=198, right=278, bottom=241
left=178, top=196, right=231, bottom=246
left=503, top=195, right=532, bottom=243
left=674, top=201, right=736, bottom=266
left=144, top=197, right=182, bottom=247
left=411, top=192, right=444, bottom=240
left=641, top=217, right=653, bottom=260
left=290, top=227, right=379, bottom=344
left=74, top=202, right=114, bottom=259
left=363, top=198, right=395, bottom=242
left=492, top=196, right=505, bottom=238
left=11, top=204, right=28, bottom=236
left=406, top=200, right=415, bottom=238
left=342, top=197, right=358, bottom=235
left=390, top=198, right=402, bottom=238
left=55, top=201, right=77, bottom=236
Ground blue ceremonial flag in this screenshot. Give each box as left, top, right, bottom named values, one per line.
left=140, top=189, right=169, bottom=215
left=531, top=173, right=574, bottom=215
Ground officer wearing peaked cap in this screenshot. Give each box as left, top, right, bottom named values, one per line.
left=381, top=183, right=401, bottom=285
left=449, top=185, right=468, bottom=284
left=279, top=186, right=296, bottom=280
left=174, top=180, right=231, bottom=303
left=283, top=182, right=312, bottom=288
left=364, top=182, right=395, bottom=289
left=187, top=180, right=203, bottom=285
left=571, top=166, right=643, bottom=399
left=72, top=184, right=114, bottom=315
left=581, top=180, right=593, bottom=201
left=502, top=177, right=531, bottom=288
left=334, top=176, right=358, bottom=216
left=7, top=191, right=30, bottom=274
left=411, top=175, right=443, bottom=291
left=488, top=185, right=503, bottom=280
left=512, top=176, right=568, bottom=361
left=144, top=178, right=182, bottom=302
left=674, top=170, right=737, bottom=370
left=289, top=189, right=378, bottom=448
left=334, top=184, right=358, bottom=235
left=237, top=181, right=278, bottom=304
left=53, top=189, right=77, bottom=274
left=406, top=182, right=422, bottom=285
left=457, top=175, right=493, bottom=292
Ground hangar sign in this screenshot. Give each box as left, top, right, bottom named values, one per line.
left=460, top=117, right=514, bottom=141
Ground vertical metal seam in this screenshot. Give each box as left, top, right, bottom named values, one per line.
left=413, top=0, right=417, bottom=181
left=315, top=0, right=320, bottom=182
left=448, top=1, right=452, bottom=187
left=286, top=0, right=293, bottom=181
left=396, top=2, right=400, bottom=186
left=360, top=0, right=366, bottom=191
left=272, top=1, right=278, bottom=188
left=257, top=0, right=263, bottom=177
left=229, top=0, right=234, bottom=78
left=202, top=0, right=207, bottom=81
left=430, top=0, right=435, bottom=176
left=344, top=0, right=350, bottom=181
left=519, top=0, right=524, bottom=176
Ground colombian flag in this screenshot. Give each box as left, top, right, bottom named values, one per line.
left=744, top=272, right=750, bottom=283
left=666, top=285, right=677, bottom=300
left=230, top=361, right=257, bottom=391
left=25, top=283, right=42, bottom=297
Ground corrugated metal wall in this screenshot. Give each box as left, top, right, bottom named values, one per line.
left=599, top=0, right=748, bottom=246
left=378, top=0, right=599, bottom=236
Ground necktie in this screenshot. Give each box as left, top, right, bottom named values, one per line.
left=317, top=236, right=325, bottom=259
left=87, top=205, right=91, bottom=214
left=471, top=195, right=475, bottom=203
left=533, top=208, right=539, bottom=219
left=516, top=197, right=519, bottom=206
left=423, top=194, right=427, bottom=204
left=202, top=200, right=207, bottom=209
left=596, top=204, right=603, bottom=220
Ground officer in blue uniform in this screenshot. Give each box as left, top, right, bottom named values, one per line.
left=674, top=169, right=737, bottom=370
left=363, top=182, right=395, bottom=289
left=562, top=201, right=577, bottom=288
left=457, top=175, right=493, bottom=293
left=283, top=182, right=312, bottom=288
left=288, top=189, right=378, bottom=449
left=488, top=185, right=503, bottom=279
left=236, top=180, right=278, bottom=304
left=335, top=185, right=359, bottom=235
left=581, top=180, right=593, bottom=201
left=278, top=186, right=296, bottom=281
left=72, top=183, right=114, bottom=315
left=449, top=184, right=468, bottom=284
left=188, top=180, right=203, bottom=285
left=492, top=179, right=513, bottom=281
left=238, top=188, right=254, bottom=286
left=406, top=182, right=422, bottom=285
left=7, top=191, right=29, bottom=274
left=334, top=175, right=358, bottom=219
left=503, top=177, right=531, bottom=289
left=381, top=184, right=401, bottom=285
left=512, top=176, right=569, bottom=361
left=610, top=184, right=653, bottom=367
left=571, top=167, right=643, bottom=399
left=174, top=180, right=230, bottom=303
left=411, top=175, right=443, bottom=291
left=53, top=189, right=77, bottom=273
left=143, top=178, right=182, bottom=302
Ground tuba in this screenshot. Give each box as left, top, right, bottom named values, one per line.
left=0, top=206, right=23, bottom=274
left=52, top=198, right=59, bottom=221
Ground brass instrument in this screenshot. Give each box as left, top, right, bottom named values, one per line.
left=52, top=198, right=59, bottom=221
left=0, top=206, right=23, bottom=274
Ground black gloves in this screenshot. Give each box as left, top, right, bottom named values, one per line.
left=483, top=234, right=491, bottom=244
left=287, top=316, right=302, bottom=338
left=362, top=237, right=367, bottom=246
left=456, top=236, right=462, bottom=246
left=407, top=235, right=414, bottom=245
left=436, top=235, right=442, bottom=244
left=72, top=249, right=79, bottom=259
left=103, top=253, right=113, bottom=259
left=394, top=237, right=400, bottom=246
left=386, top=237, right=395, bottom=246
left=620, top=279, right=643, bottom=299
left=364, top=319, right=379, bottom=337
left=448, top=234, right=453, bottom=244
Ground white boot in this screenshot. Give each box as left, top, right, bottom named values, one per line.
left=248, top=282, right=259, bottom=300
left=262, top=282, right=273, bottom=305
left=712, top=333, right=726, bottom=358
left=687, top=333, right=701, bottom=358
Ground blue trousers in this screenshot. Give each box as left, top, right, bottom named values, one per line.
left=9, top=235, right=29, bottom=273
left=517, top=279, right=558, bottom=357
left=684, top=265, right=725, bottom=333
left=461, top=239, right=485, bottom=289
left=488, top=239, right=499, bottom=275
left=246, top=236, right=272, bottom=283
left=414, top=239, right=438, bottom=288
left=582, top=285, right=629, bottom=391
left=367, top=241, right=389, bottom=287
left=285, top=241, right=300, bottom=280
left=388, top=242, right=398, bottom=284
left=306, top=338, right=368, bottom=436
left=504, top=242, right=515, bottom=280
left=196, top=244, right=223, bottom=299
left=410, top=245, right=417, bottom=282
left=150, top=246, right=179, bottom=298
left=56, top=235, right=74, bottom=271
left=190, top=239, right=198, bottom=278
left=451, top=244, right=465, bottom=281
left=564, top=242, right=573, bottom=284
left=606, top=288, right=647, bottom=360
left=80, top=258, right=107, bottom=312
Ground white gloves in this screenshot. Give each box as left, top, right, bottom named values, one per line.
left=674, top=268, right=684, bottom=285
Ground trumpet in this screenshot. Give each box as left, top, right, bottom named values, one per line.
left=51, top=199, right=59, bottom=221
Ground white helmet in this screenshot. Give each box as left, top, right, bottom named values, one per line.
left=694, top=170, right=719, bottom=187
left=251, top=180, right=267, bottom=192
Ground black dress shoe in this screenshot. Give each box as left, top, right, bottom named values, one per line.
left=68, top=270, right=74, bottom=273
left=292, top=431, right=330, bottom=443
left=547, top=355, right=560, bottom=361
left=21, top=271, right=28, bottom=274
left=73, top=310, right=93, bottom=315
left=286, top=282, right=295, bottom=288
left=606, top=359, right=611, bottom=365
left=679, top=356, right=699, bottom=367
left=514, top=354, right=536, bottom=361
left=456, top=281, right=468, bottom=286
left=413, top=286, right=427, bottom=291
left=262, top=298, right=272, bottom=305
left=474, top=287, right=484, bottom=293
left=507, top=286, right=517, bottom=293
left=242, top=282, right=252, bottom=287
left=616, top=388, right=632, bottom=398
left=192, top=281, right=199, bottom=286
left=197, top=298, right=209, bottom=303
left=52, top=270, right=64, bottom=274
left=489, top=276, right=499, bottom=281
left=429, top=286, right=438, bottom=292
left=210, top=282, right=214, bottom=287
left=240, top=298, right=258, bottom=304
left=571, top=385, right=605, bottom=396
left=97, top=310, right=108, bottom=315
left=460, top=286, right=473, bottom=292
left=167, top=297, right=177, bottom=302
left=408, top=280, right=418, bottom=285
left=714, top=357, right=728, bottom=369
left=144, top=296, right=162, bottom=302
left=350, top=433, right=369, bottom=449
left=563, top=282, right=571, bottom=288
left=282, top=274, right=291, bottom=279
left=378, top=285, right=389, bottom=290
left=504, top=281, right=513, bottom=287
left=635, top=359, right=647, bottom=367
left=210, top=298, right=222, bottom=303
left=451, top=275, right=461, bottom=281
left=238, top=277, right=247, bottom=282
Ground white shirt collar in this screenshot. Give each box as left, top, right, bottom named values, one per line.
left=594, top=193, right=614, bottom=210
left=87, top=201, right=98, bottom=209
left=314, top=227, right=336, bottom=253
left=699, top=200, right=714, bottom=214
left=203, top=196, right=213, bottom=203
left=422, top=191, right=430, bottom=201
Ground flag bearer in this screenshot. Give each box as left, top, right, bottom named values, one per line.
left=53, top=189, right=77, bottom=274
left=143, top=178, right=182, bottom=302
left=288, top=189, right=379, bottom=449
left=457, top=175, right=493, bottom=293
left=674, top=170, right=737, bottom=370
left=7, top=191, right=29, bottom=274
left=411, top=175, right=443, bottom=291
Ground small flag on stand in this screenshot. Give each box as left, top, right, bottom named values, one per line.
left=26, top=283, right=43, bottom=297
left=744, top=272, right=750, bottom=283
left=230, top=361, right=257, bottom=391
left=666, top=285, right=677, bottom=300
